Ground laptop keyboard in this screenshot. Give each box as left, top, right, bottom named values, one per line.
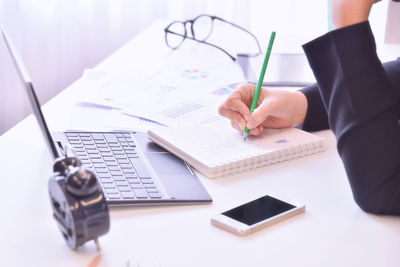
left=65, top=132, right=162, bottom=201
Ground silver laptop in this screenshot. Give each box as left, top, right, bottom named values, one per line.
left=1, top=25, right=212, bottom=206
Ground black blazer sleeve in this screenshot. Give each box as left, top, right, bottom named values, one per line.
left=303, top=21, right=400, bottom=215
left=300, top=83, right=329, bottom=131
left=299, top=58, right=400, bottom=133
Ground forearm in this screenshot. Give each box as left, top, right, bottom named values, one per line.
left=331, top=0, right=374, bottom=29
left=303, top=21, right=400, bottom=215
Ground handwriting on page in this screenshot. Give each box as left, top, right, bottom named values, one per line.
left=168, top=118, right=268, bottom=167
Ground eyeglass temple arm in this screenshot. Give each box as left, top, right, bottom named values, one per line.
left=213, top=16, right=262, bottom=54
left=165, top=31, right=236, bottom=61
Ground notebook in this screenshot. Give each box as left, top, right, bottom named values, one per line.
left=147, top=118, right=325, bottom=178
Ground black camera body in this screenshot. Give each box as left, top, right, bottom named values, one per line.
left=49, top=157, right=110, bottom=249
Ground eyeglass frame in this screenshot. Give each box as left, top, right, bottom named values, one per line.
left=164, top=14, right=262, bottom=62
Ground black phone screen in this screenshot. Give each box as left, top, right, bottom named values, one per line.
left=222, top=195, right=296, bottom=226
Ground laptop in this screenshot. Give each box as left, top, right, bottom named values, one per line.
left=1, top=25, right=212, bottom=206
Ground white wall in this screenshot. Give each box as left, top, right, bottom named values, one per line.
left=1, top=0, right=392, bottom=135
left=0, top=0, right=168, bottom=134
left=385, top=1, right=400, bottom=44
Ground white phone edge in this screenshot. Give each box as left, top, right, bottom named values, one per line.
left=211, top=201, right=305, bottom=236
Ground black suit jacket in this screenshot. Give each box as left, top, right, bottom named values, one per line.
left=300, top=21, right=400, bottom=215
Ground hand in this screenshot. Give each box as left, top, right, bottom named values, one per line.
left=218, top=84, right=308, bottom=136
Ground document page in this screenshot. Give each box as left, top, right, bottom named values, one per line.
left=81, top=44, right=246, bottom=126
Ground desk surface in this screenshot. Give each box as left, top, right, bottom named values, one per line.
left=1, top=21, right=400, bottom=267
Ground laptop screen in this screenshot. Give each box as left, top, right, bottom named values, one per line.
left=1, top=25, right=60, bottom=159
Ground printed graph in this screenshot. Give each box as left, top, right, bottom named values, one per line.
left=180, top=69, right=209, bottom=80
left=160, top=102, right=203, bottom=118
left=212, top=82, right=241, bottom=95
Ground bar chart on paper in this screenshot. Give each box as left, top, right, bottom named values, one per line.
left=160, top=102, right=204, bottom=119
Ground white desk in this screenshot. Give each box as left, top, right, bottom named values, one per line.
left=1, top=21, right=400, bottom=267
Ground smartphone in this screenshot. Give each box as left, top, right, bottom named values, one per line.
left=211, top=195, right=305, bottom=235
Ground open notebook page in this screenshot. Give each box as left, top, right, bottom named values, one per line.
left=148, top=105, right=324, bottom=173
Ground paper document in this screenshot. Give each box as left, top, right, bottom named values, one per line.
left=80, top=45, right=246, bottom=126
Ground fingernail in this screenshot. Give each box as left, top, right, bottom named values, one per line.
left=247, top=119, right=254, bottom=129
left=236, top=122, right=244, bottom=131
left=244, top=113, right=250, bottom=121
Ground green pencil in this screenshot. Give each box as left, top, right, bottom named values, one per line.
left=243, top=31, right=276, bottom=141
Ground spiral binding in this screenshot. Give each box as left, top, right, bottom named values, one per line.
left=208, top=140, right=325, bottom=178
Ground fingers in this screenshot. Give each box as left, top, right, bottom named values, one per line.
left=223, top=97, right=250, bottom=121
left=219, top=83, right=279, bottom=136
left=249, top=125, right=264, bottom=136
left=218, top=103, right=246, bottom=131
left=230, top=120, right=263, bottom=136
left=230, top=121, right=243, bottom=132
left=225, top=85, right=254, bottom=119
left=219, top=83, right=255, bottom=129
left=220, top=107, right=246, bottom=130
left=246, top=97, right=275, bottom=129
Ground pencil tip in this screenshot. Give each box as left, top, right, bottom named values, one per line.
left=94, top=238, right=101, bottom=252
left=243, top=133, right=248, bottom=142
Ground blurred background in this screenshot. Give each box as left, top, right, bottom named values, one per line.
left=0, top=0, right=397, bottom=135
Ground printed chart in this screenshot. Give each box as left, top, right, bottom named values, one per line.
left=212, top=82, right=241, bottom=95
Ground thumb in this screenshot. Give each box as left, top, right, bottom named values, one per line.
left=246, top=99, right=273, bottom=129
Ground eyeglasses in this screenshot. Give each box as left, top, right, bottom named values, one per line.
left=164, top=14, right=262, bottom=62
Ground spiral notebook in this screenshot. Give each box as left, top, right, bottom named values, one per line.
left=147, top=116, right=325, bottom=178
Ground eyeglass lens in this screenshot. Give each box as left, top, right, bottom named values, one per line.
left=165, top=22, right=186, bottom=49
left=191, top=15, right=213, bottom=41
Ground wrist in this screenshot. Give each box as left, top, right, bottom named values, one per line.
left=331, top=0, right=375, bottom=29
left=293, top=91, right=308, bottom=127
